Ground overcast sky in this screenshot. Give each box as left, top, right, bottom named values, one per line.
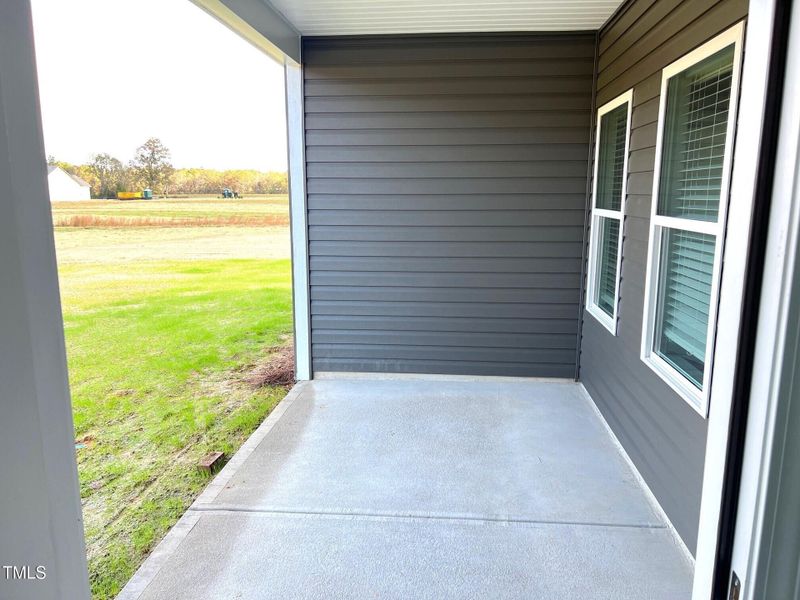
left=31, top=0, right=288, bottom=171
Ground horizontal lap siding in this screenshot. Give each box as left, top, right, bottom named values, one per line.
left=580, top=0, right=747, bottom=553
left=304, top=34, right=595, bottom=377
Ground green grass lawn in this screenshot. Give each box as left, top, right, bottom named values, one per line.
left=59, top=257, right=293, bottom=599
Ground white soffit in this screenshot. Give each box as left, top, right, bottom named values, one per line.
left=266, top=0, right=625, bottom=36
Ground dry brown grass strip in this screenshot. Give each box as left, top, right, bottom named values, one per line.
left=54, top=215, right=289, bottom=228
left=245, top=345, right=295, bottom=388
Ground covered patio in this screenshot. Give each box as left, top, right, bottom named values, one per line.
left=119, top=377, right=692, bottom=599
left=5, top=0, right=800, bottom=598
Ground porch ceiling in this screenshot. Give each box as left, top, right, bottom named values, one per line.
left=267, top=0, right=625, bottom=36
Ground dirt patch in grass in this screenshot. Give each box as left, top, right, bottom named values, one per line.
left=245, top=344, right=296, bottom=388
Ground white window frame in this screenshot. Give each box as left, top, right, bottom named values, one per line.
left=641, top=23, right=745, bottom=417
left=585, top=90, right=633, bottom=335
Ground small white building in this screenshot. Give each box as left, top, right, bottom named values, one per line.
left=47, top=165, right=91, bottom=201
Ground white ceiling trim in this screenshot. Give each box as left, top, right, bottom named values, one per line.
left=268, top=0, right=624, bottom=36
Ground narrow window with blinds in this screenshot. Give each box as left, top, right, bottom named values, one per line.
left=586, top=91, right=632, bottom=335
left=642, top=25, right=743, bottom=416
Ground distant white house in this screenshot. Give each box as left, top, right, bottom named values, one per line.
left=47, top=165, right=91, bottom=201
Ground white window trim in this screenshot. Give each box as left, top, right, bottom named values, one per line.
left=641, top=23, right=745, bottom=418
left=585, top=89, right=633, bottom=335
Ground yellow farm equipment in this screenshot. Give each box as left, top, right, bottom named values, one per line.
left=116, top=189, right=153, bottom=200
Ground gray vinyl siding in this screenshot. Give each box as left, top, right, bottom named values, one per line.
left=304, top=34, right=595, bottom=377
left=579, top=0, right=748, bottom=553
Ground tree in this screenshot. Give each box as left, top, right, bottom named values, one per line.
left=131, top=138, right=174, bottom=195
left=46, top=155, right=77, bottom=174
left=89, top=153, right=125, bottom=198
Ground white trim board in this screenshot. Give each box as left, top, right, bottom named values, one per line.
left=313, top=371, right=575, bottom=384
left=577, top=384, right=696, bottom=567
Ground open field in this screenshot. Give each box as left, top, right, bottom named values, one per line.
left=53, top=195, right=289, bottom=223
left=54, top=198, right=293, bottom=598
left=53, top=197, right=291, bottom=264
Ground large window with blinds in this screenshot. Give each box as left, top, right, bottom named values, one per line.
left=642, top=24, right=743, bottom=416
left=586, top=90, right=632, bottom=334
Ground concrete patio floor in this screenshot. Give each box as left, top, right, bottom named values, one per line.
left=118, top=377, right=693, bottom=600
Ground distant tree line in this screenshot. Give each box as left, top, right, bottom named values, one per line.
left=170, top=168, right=289, bottom=196
left=48, top=137, right=288, bottom=199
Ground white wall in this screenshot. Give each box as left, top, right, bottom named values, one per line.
left=48, top=168, right=91, bottom=201
left=0, top=1, right=91, bottom=598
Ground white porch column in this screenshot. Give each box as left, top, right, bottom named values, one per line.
left=0, top=1, right=90, bottom=598
left=691, top=1, right=780, bottom=598
left=285, top=59, right=312, bottom=380
left=728, top=0, right=800, bottom=596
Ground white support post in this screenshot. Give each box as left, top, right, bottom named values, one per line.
left=727, top=0, right=800, bottom=595
left=692, top=2, right=779, bottom=598
left=0, top=1, right=90, bottom=598
left=285, top=58, right=312, bottom=381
